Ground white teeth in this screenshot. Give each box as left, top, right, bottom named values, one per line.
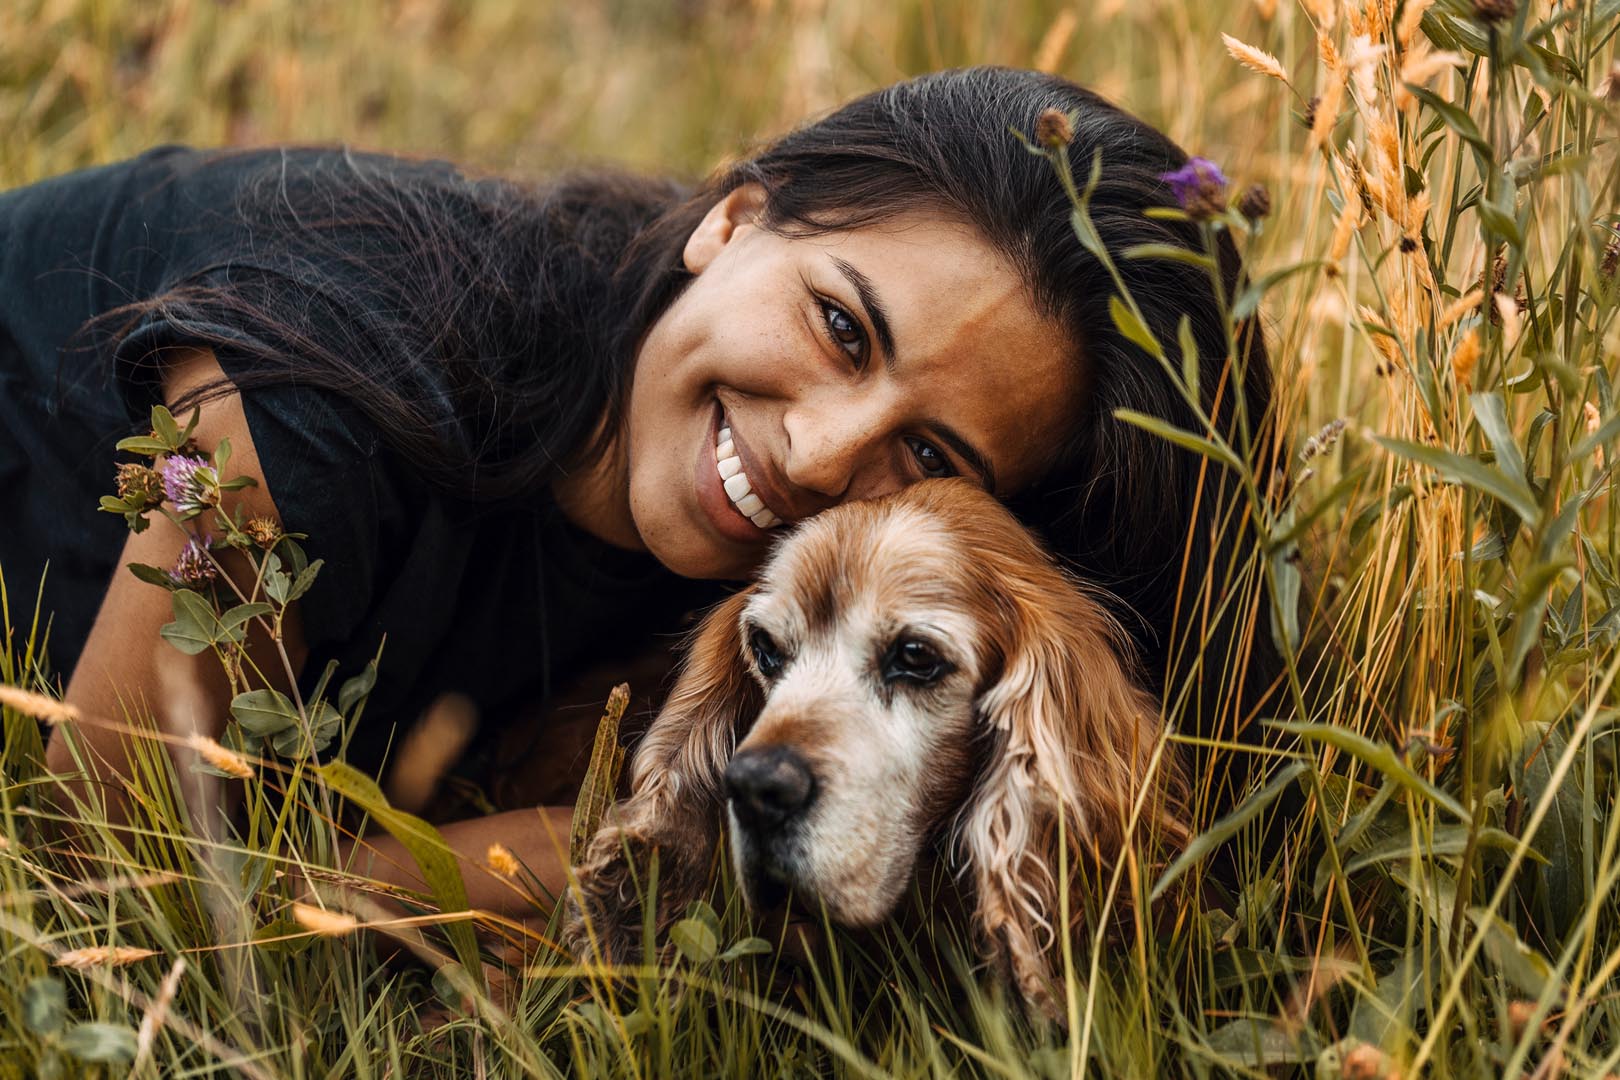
left=715, top=418, right=784, bottom=531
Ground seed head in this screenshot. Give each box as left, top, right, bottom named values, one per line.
left=1159, top=156, right=1230, bottom=221
left=57, top=946, right=159, bottom=969
left=486, top=843, right=521, bottom=878
left=1237, top=184, right=1272, bottom=222
left=1034, top=108, right=1074, bottom=150
left=1471, top=0, right=1515, bottom=22
left=187, top=733, right=254, bottom=780
left=1301, top=95, right=1320, bottom=131
left=115, top=462, right=164, bottom=505
left=0, top=683, right=81, bottom=726
left=292, top=902, right=360, bottom=937
left=1450, top=328, right=1482, bottom=389
left=245, top=516, right=283, bottom=549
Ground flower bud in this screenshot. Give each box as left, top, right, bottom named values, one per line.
left=1034, top=108, right=1073, bottom=150
left=1237, top=183, right=1271, bottom=221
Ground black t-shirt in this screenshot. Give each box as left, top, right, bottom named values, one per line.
left=0, top=146, right=719, bottom=776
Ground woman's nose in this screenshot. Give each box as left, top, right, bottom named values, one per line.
left=781, top=398, right=886, bottom=501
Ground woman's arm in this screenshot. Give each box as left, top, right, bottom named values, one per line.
left=45, top=347, right=308, bottom=825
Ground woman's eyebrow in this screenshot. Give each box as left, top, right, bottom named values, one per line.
left=830, top=256, right=897, bottom=363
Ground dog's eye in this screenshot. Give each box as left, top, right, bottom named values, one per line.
left=750, top=629, right=785, bottom=678
left=884, top=638, right=949, bottom=685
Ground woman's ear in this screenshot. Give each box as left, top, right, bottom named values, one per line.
left=955, top=572, right=1188, bottom=1016
left=565, top=588, right=761, bottom=962
left=683, top=183, right=769, bottom=275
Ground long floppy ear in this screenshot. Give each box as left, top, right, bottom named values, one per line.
left=955, top=571, right=1189, bottom=1016
left=564, top=588, right=761, bottom=962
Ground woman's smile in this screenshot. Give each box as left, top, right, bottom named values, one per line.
left=696, top=401, right=791, bottom=544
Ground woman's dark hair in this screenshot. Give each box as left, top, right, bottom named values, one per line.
left=110, top=66, right=1278, bottom=781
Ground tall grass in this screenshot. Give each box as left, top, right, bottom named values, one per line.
left=3, top=0, right=1619, bottom=1075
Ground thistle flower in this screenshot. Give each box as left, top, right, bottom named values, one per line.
left=245, top=516, right=283, bottom=549
left=1159, top=157, right=1229, bottom=220
left=170, top=536, right=218, bottom=589
left=1237, top=184, right=1272, bottom=222
left=56, top=946, right=159, bottom=969
left=486, top=842, right=521, bottom=878
left=1034, top=108, right=1073, bottom=150
left=115, top=462, right=164, bottom=506
left=1471, top=0, right=1515, bottom=23
left=161, top=453, right=215, bottom=514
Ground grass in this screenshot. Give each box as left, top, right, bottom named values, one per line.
left=4, top=0, right=1620, bottom=1075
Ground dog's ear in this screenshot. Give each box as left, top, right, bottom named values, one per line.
left=955, top=569, right=1188, bottom=1016
left=565, top=588, right=760, bottom=962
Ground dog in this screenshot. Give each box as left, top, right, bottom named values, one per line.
left=564, top=478, right=1188, bottom=1014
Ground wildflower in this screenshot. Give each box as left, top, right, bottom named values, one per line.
left=0, top=683, right=81, bottom=725
left=1471, top=0, right=1515, bottom=22
left=169, top=536, right=218, bottom=589
left=160, top=453, right=215, bottom=514
left=292, top=902, right=360, bottom=937
left=245, top=516, right=283, bottom=549
left=1450, top=328, right=1482, bottom=389
left=56, top=946, right=159, bottom=969
left=1237, top=184, right=1271, bottom=222
left=115, top=462, right=164, bottom=506
left=1159, top=157, right=1229, bottom=220
left=186, top=733, right=254, bottom=780
left=1034, top=108, right=1073, bottom=150
left=486, top=843, right=521, bottom=878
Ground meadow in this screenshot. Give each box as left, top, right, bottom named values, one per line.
left=2, top=0, right=1619, bottom=1075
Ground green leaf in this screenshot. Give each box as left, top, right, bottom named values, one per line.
left=1470, top=392, right=1526, bottom=489
left=338, top=662, right=378, bottom=715
left=1572, top=407, right=1620, bottom=461
left=159, top=589, right=221, bottom=656
left=718, top=937, right=773, bottom=962
left=1114, top=409, right=1243, bottom=471
left=219, top=602, right=273, bottom=632
left=1469, top=908, right=1558, bottom=996
left=1404, top=85, right=1493, bottom=162
left=1344, top=825, right=1543, bottom=876
left=1205, top=1017, right=1322, bottom=1066
left=1512, top=723, right=1588, bottom=932
left=126, top=562, right=177, bottom=590
left=1269, top=544, right=1301, bottom=656
left=670, top=917, right=718, bottom=964
left=1265, top=721, right=1470, bottom=823
left=212, top=436, right=232, bottom=474
left=230, top=688, right=300, bottom=737
left=1373, top=435, right=1540, bottom=524
left=113, top=435, right=170, bottom=456
left=1176, top=314, right=1199, bottom=400
left=60, top=1022, right=138, bottom=1063
left=1151, top=761, right=1305, bottom=901
left=319, top=761, right=483, bottom=989
left=150, top=405, right=182, bottom=450
left=1120, top=243, right=1215, bottom=270
left=1109, top=295, right=1164, bottom=360
left=282, top=559, right=324, bottom=604
left=22, top=976, right=66, bottom=1036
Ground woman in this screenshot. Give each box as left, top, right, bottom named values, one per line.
left=5, top=66, right=1272, bottom=912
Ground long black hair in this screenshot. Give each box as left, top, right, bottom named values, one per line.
left=112, top=67, right=1278, bottom=772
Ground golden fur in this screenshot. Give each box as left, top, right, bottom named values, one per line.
left=564, top=478, right=1187, bottom=1015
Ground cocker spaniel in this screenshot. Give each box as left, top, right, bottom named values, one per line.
left=565, top=478, right=1188, bottom=1014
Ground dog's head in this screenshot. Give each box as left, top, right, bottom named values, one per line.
left=567, top=478, right=1187, bottom=1013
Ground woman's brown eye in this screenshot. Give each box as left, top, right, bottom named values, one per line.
left=820, top=301, right=867, bottom=366
left=906, top=437, right=953, bottom=478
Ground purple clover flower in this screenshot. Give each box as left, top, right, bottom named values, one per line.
left=161, top=453, right=213, bottom=514
left=1159, top=157, right=1230, bottom=221
left=169, top=535, right=218, bottom=589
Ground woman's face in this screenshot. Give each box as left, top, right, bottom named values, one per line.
left=623, top=184, right=1078, bottom=580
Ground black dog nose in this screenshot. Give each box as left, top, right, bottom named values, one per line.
left=725, top=747, right=815, bottom=829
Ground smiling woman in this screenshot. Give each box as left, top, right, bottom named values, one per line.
left=1, top=66, right=1272, bottom=915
